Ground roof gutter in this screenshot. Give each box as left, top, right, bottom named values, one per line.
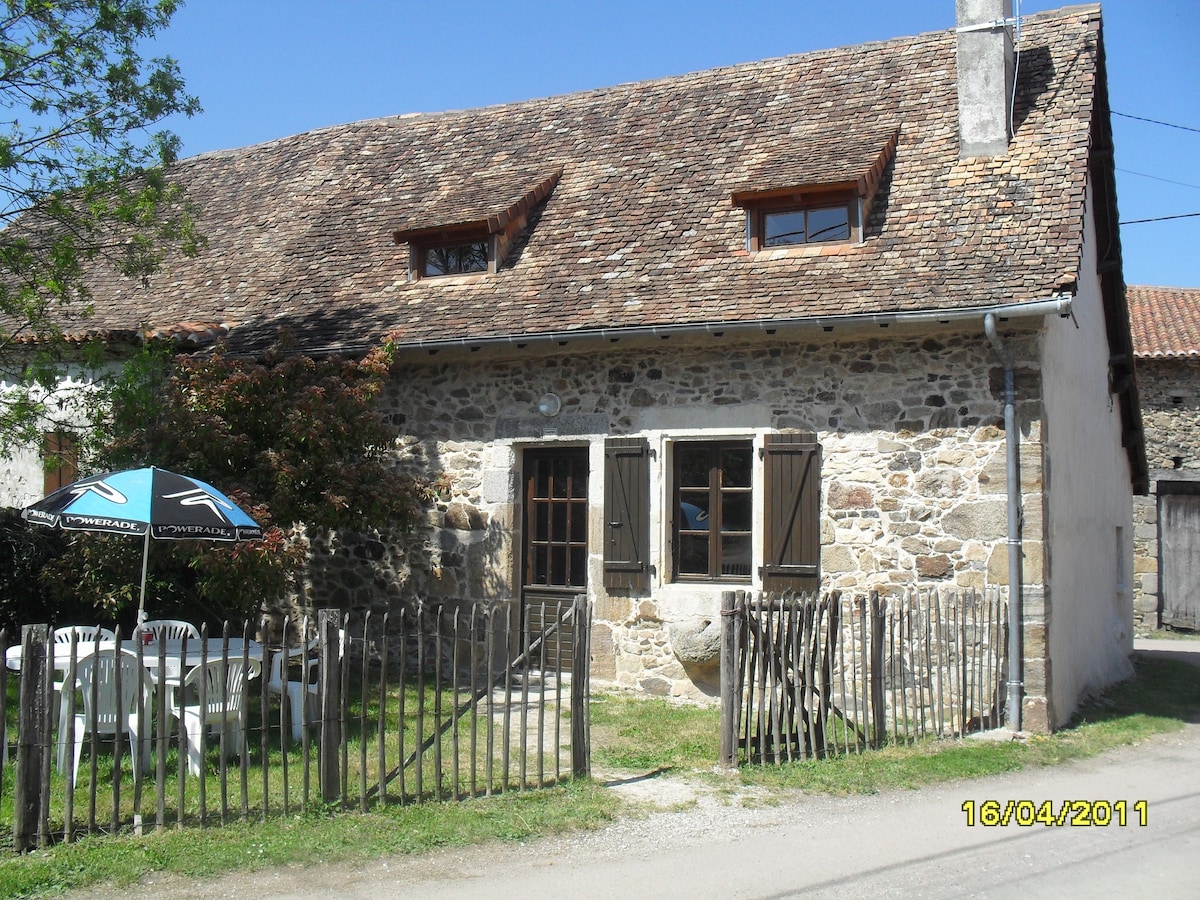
left=330, top=293, right=1074, bottom=358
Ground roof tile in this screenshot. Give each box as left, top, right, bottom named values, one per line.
left=51, top=6, right=1107, bottom=354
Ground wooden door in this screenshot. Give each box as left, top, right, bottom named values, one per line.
left=522, top=448, right=589, bottom=670
left=1161, top=486, right=1200, bottom=630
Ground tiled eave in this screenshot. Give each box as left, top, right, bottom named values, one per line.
left=1128, top=285, right=1200, bottom=359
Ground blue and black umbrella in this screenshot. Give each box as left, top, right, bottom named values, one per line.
left=22, top=466, right=263, bottom=618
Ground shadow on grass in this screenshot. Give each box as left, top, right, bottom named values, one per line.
left=1069, top=654, right=1200, bottom=728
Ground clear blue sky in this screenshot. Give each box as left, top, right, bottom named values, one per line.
left=150, top=0, right=1200, bottom=288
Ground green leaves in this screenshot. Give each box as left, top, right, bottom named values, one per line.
left=0, top=0, right=200, bottom=448
left=64, top=337, right=436, bottom=619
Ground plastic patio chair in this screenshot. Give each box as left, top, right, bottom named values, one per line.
left=167, top=655, right=261, bottom=776
left=51, top=625, right=116, bottom=738
left=265, top=628, right=345, bottom=741
left=60, top=648, right=152, bottom=787
left=135, top=619, right=200, bottom=642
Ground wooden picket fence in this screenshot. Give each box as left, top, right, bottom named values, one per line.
left=719, top=588, right=1006, bottom=765
left=0, top=596, right=591, bottom=852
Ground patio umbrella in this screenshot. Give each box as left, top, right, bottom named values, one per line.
left=22, top=466, right=263, bottom=620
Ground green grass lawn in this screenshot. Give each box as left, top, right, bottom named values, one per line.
left=2, top=653, right=1197, bottom=898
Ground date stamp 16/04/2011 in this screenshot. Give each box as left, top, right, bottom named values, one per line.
left=961, top=799, right=1148, bottom=827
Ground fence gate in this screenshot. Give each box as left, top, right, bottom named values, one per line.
left=719, top=588, right=1006, bottom=766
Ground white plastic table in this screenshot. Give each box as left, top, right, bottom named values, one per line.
left=5, top=638, right=263, bottom=683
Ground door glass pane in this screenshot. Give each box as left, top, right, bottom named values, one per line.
left=569, top=456, right=588, bottom=496
left=550, top=546, right=566, bottom=585
left=551, top=459, right=571, bottom=497
left=569, top=547, right=587, bottom=587
left=532, top=546, right=548, bottom=584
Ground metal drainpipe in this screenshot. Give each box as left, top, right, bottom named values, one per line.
left=984, top=312, right=1023, bottom=732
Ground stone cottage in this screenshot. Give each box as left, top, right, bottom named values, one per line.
left=2, top=2, right=1146, bottom=731
left=1128, top=285, right=1200, bottom=632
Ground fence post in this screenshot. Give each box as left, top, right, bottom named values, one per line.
left=570, top=594, right=591, bottom=779
left=13, top=624, right=48, bottom=853
left=719, top=590, right=741, bottom=769
left=317, top=609, right=342, bottom=803
left=869, top=592, right=887, bottom=748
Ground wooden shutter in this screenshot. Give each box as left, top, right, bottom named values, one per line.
left=761, top=432, right=821, bottom=594
left=43, top=432, right=78, bottom=496
left=603, top=437, right=650, bottom=592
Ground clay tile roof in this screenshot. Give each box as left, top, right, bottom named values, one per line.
left=1128, top=286, right=1200, bottom=358
left=41, top=5, right=1107, bottom=355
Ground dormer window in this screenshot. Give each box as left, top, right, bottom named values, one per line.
left=747, top=192, right=858, bottom=251
left=421, top=238, right=491, bottom=277
left=393, top=169, right=562, bottom=282
left=731, top=125, right=899, bottom=254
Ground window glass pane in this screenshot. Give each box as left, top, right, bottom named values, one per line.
left=764, top=210, right=807, bottom=246
left=424, top=241, right=488, bottom=276
left=807, top=206, right=850, bottom=243
left=721, top=493, right=753, bottom=531
left=551, top=503, right=567, bottom=542
left=721, top=535, right=753, bottom=577
left=678, top=495, right=710, bottom=530
left=533, top=503, right=548, bottom=541
left=720, top=446, right=752, bottom=487
left=534, top=465, right=550, bottom=499
left=678, top=533, right=709, bottom=575
left=677, top=445, right=711, bottom=487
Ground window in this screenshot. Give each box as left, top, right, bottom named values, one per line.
left=673, top=441, right=753, bottom=580
left=763, top=205, right=851, bottom=246
left=43, top=432, right=78, bottom=496
left=421, top=239, right=490, bottom=277
left=745, top=192, right=858, bottom=252
left=602, top=432, right=822, bottom=593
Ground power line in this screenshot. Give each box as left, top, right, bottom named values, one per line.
left=1120, top=211, right=1200, bottom=225
left=1117, top=168, right=1200, bottom=191
left=1113, top=111, right=1200, bottom=134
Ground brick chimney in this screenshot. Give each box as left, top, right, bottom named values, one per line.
left=956, top=0, right=1016, bottom=158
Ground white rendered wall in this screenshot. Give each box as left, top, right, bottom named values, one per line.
left=0, top=365, right=102, bottom=508
left=1040, top=177, right=1135, bottom=726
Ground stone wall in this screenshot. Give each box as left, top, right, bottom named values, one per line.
left=297, top=326, right=1047, bottom=709
left=1132, top=357, right=1200, bottom=632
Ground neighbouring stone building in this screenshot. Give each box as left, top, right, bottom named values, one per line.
left=1128, top=285, right=1200, bottom=632
left=2, top=3, right=1147, bottom=731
